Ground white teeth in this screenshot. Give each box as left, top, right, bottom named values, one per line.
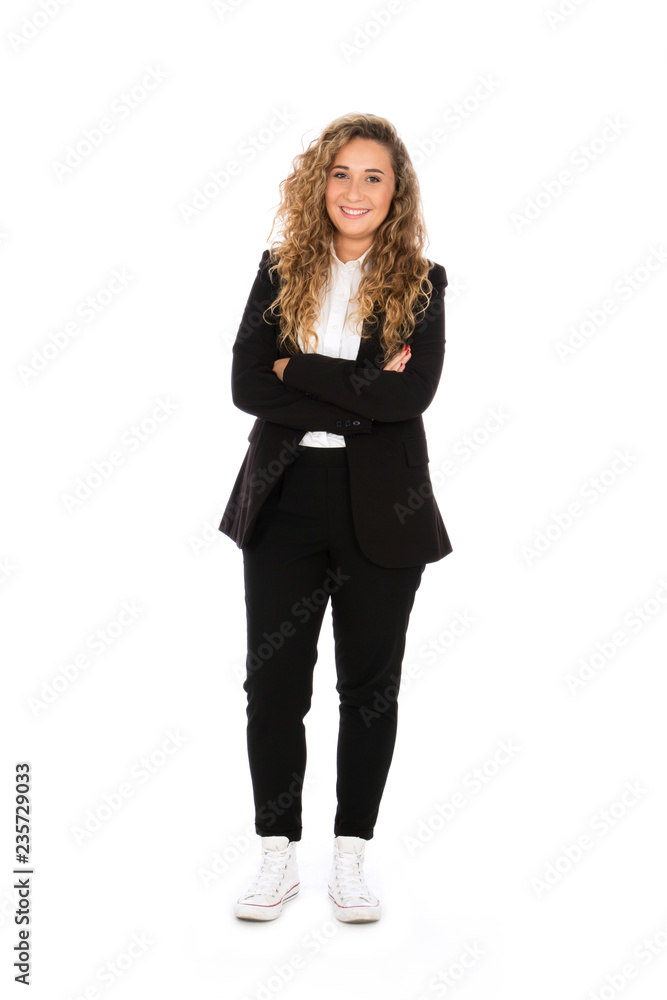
left=341, top=207, right=369, bottom=216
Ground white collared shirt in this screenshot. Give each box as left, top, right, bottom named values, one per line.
left=298, top=241, right=372, bottom=448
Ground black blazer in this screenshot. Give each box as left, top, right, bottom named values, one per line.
left=218, top=249, right=453, bottom=568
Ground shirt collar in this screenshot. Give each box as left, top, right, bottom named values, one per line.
left=331, top=239, right=372, bottom=271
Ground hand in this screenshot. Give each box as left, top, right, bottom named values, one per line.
left=383, top=344, right=411, bottom=372
left=272, top=357, right=290, bottom=381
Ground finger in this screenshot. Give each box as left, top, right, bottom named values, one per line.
left=383, top=345, right=411, bottom=371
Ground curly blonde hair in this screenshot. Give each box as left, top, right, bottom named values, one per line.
left=262, top=112, right=434, bottom=365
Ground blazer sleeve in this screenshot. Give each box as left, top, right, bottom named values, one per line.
left=231, top=252, right=372, bottom=434
left=281, top=264, right=448, bottom=423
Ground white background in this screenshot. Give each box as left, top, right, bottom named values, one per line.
left=2, top=0, right=666, bottom=998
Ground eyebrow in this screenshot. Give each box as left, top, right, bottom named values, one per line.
left=330, top=164, right=386, bottom=175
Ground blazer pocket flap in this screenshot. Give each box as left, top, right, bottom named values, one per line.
left=403, top=436, right=430, bottom=467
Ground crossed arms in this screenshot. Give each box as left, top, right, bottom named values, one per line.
left=231, top=250, right=447, bottom=430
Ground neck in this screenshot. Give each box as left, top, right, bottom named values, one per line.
left=333, top=233, right=372, bottom=264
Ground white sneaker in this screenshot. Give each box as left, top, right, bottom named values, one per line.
left=328, top=835, right=382, bottom=922
left=234, top=835, right=300, bottom=921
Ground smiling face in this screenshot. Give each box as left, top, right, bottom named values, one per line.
left=324, top=136, right=396, bottom=260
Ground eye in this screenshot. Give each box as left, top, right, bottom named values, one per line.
left=331, top=172, right=381, bottom=182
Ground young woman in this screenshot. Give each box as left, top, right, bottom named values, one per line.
left=219, top=112, right=452, bottom=923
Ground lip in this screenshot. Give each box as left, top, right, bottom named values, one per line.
left=339, top=206, right=371, bottom=218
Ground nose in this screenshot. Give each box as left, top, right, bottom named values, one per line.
left=347, top=177, right=365, bottom=202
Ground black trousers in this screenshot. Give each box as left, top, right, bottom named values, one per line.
left=241, top=444, right=425, bottom=842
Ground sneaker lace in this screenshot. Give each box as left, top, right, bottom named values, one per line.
left=248, top=848, right=290, bottom=896
left=333, top=849, right=373, bottom=902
